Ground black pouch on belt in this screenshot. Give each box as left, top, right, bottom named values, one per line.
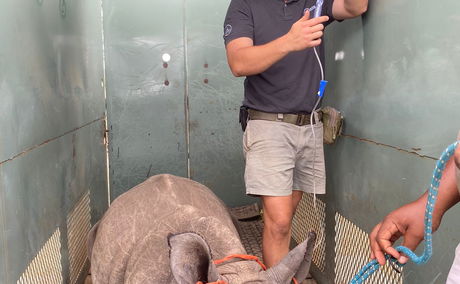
left=239, top=106, right=249, bottom=131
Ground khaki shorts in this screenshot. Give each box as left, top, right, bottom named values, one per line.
left=243, top=119, right=325, bottom=196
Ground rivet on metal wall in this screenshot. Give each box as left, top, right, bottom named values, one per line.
left=59, top=0, right=66, bottom=17
left=162, top=54, right=170, bottom=84
left=204, top=63, right=209, bottom=84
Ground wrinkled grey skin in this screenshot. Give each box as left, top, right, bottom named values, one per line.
left=89, top=174, right=316, bottom=284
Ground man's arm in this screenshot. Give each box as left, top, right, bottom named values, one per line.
left=332, top=0, right=368, bottom=20
left=226, top=11, right=329, bottom=77
left=369, top=156, right=460, bottom=265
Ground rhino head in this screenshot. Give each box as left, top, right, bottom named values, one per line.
left=168, top=231, right=316, bottom=284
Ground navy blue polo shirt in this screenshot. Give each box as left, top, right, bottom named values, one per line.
left=224, top=0, right=336, bottom=113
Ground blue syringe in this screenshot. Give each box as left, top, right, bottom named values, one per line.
left=313, top=0, right=324, bottom=18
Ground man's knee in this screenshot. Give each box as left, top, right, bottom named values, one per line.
left=265, top=216, right=292, bottom=238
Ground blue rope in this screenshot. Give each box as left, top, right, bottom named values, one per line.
left=350, top=141, right=459, bottom=284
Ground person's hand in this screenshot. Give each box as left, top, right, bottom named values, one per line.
left=282, top=10, right=329, bottom=52
left=369, top=197, right=440, bottom=265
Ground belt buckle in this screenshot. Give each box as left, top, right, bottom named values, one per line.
left=295, top=114, right=302, bottom=126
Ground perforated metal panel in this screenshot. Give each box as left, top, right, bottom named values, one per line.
left=292, top=194, right=326, bottom=271
left=334, top=213, right=403, bottom=284
left=67, top=191, right=92, bottom=284
left=16, top=229, right=63, bottom=284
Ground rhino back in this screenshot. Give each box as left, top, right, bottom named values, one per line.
left=91, top=174, right=244, bottom=283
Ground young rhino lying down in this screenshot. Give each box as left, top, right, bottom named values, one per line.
left=88, top=174, right=316, bottom=284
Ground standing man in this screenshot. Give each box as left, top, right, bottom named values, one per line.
left=223, top=0, right=367, bottom=267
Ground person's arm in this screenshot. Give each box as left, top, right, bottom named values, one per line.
left=332, top=0, right=368, bottom=20
left=226, top=11, right=329, bottom=77
left=369, top=156, right=460, bottom=265
left=455, top=145, right=460, bottom=170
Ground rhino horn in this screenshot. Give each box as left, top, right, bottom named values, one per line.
left=168, top=232, right=220, bottom=284
left=263, top=231, right=316, bottom=284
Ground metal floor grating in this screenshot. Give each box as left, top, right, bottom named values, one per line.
left=235, top=218, right=264, bottom=259
left=230, top=204, right=264, bottom=259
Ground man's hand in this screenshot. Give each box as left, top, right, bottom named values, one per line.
left=226, top=10, right=329, bottom=77
left=369, top=156, right=459, bottom=266
left=282, top=11, right=329, bottom=52
left=369, top=198, right=430, bottom=266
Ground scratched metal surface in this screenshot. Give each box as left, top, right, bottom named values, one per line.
left=186, top=0, right=255, bottom=206
left=0, top=123, right=108, bottom=283
left=0, top=0, right=106, bottom=163
left=0, top=168, right=5, bottom=282
left=0, top=0, right=108, bottom=282
left=323, top=1, right=460, bottom=158
left=316, top=1, right=460, bottom=282
left=103, top=0, right=188, bottom=200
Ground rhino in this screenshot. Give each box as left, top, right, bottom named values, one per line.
left=88, top=174, right=316, bottom=284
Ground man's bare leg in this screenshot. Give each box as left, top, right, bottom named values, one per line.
left=262, top=190, right=304, bottom=267
left=292, top=190, right=303, bottom=212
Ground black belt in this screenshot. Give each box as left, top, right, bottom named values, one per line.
left=248, top=109, right=322, bottom=126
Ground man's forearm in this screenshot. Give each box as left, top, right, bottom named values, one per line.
left=344, top=0, right=368, bottom=16
left=426, top=157, right=460, bottom=228
left=333, top=0, right=368, bottom=20
left=226, top=13, right=329, bottom=77
left=226, top=36, right=291, bottom=77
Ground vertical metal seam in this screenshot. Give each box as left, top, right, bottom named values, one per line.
left=100, top=0, right=111, bottom=205
left=182, top=0, right=191, bottom=179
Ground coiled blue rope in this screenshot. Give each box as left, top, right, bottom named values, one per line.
left=350, top=141, right=459, bottom=284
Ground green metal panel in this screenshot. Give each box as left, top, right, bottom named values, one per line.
left=0, top=167, right=5, bottom=282
left=104, top=0, right=253, bottom=205
left=186, top=0, right=255, bottom=206
left=0, top=0, right=107, bottom=282
left=0, top=0, right=106, bottom=163
left=0, top=122, right=107, bottom=283
left=318, top=0, right=460, bottom=282
left=324, top=2, right=460, bottom=157
left=103, top=0, right=188, bottom=200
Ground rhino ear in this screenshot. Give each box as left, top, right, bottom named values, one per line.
left=168, top=233, right=220, bottom=284
left=264, top=231, right=316, bottom=284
